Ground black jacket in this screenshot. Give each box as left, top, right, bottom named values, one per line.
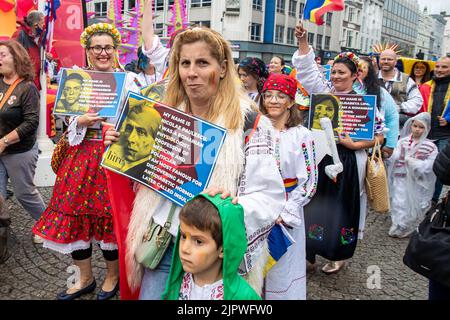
left=433, top=139, right=450, bottom=185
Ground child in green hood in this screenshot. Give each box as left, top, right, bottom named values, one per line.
left=162, top=194, right=261, bottom=300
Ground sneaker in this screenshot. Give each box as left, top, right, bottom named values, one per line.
left=395, top=226, right=413, bottom=239
left=388, top=224, right=398, bottom=237
left=33, top=234, right=44, bottom=244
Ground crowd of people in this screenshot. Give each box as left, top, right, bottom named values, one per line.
left=0, top=1, right=449, bottom=301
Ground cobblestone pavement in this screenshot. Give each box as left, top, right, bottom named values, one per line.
left=0, top=186, right=428, bottom=300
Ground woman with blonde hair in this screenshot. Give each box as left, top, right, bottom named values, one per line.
left=105, top=26, right=285, bottom=300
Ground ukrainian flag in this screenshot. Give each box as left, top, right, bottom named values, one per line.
left=303, top=0, right=345, bottom=26
left=263, top=224, right=295, bottom=277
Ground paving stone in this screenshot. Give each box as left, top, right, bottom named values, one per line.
left=0, top=187, right=430, bottom=300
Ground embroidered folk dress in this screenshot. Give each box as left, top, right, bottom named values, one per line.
left=265, top=125, right=318, bottom=300
left=389, top=136, right=437, bottom=232
left=33, top=72, right=139, bottom=254
left=388, top=113, right=438, bottom=233
left=178, top=273, right=224, bottom=300
left=292, top=47, right=385, bottom=263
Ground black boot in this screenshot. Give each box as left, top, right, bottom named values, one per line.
left=0, top=227, right=10, bottom=264
left=0, top=195, right=11, bottom=264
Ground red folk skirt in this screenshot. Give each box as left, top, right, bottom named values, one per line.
left=33, top=139, right=116, bottom=246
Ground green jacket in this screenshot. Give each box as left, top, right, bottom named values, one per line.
left=162, top=194, right=261, bottom=300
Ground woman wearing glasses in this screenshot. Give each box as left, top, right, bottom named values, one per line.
left=33, top=23, right=140, bottom=300
left=260, top=73, right=317, bottom=300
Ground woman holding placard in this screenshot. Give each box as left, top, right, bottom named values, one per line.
left=105, top=26, right=285, bottom=300
left=33, top=23, right=140, bottom=300
left=293, top=22, right=385, bottom=274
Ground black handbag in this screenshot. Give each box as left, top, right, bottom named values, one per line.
left=403, top=192, right=450, bottom=287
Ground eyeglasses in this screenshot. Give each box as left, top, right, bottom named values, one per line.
left=262, top=92, right=289, bottom=102
left=88, top=45, right=116, bottom=55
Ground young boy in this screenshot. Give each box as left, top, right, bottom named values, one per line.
left=162, top=194, right=261, bottom=300
left=388, top=112, right=438, bottom=238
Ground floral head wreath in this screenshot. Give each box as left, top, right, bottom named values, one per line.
left=80, top=23, right=122, bottom=48
left=80, top=23, right=122, bottom=69
left=335, top=52, right=360, bottom=70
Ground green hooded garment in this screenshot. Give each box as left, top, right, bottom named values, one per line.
left=162, top=194, right=261, bottom=300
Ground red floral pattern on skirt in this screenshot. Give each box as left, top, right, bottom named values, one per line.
left=33, top=139, right=116, bottom=245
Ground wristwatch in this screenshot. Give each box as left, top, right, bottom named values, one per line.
left=2, top=137, right=9, bottom=146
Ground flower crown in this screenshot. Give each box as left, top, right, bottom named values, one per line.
left=80, top=23, right=121, bottom=48
left=334, top=52, right=360, bottom=70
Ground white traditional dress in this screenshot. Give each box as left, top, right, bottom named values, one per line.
left=388, top=112, right=438, bottom=233
left=265, top=125, right=318, bottom=300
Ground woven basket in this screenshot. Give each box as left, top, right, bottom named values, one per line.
left=51, top=132, right=69, bottom=174
left=365, top=140, right=390, bottom=213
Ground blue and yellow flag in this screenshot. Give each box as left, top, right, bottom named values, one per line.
left=263, top=224, right=295, bottom=277
left=303, top=0, right=345, bottom=25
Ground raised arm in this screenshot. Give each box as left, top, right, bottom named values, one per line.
left=295, top=21, right=309, bottom=56
left=142, top=0, right=155, bottom=51
left=292, top=21, right=331, bottom=94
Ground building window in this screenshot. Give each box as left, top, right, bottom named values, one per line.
left=348, top=7, right=354, bottom=22
left=307, top=32, right=314, bottom=45
left=95, top=1, right=107, bottom=17
left=251, top=23, right=262, bottom=41
left=346, top=30, right=353, bottom=47
left=326, top=12, right=332, bottom=25
left=325, top=36, right=330, bottom=50
left=316, top=34, right=323, bottom=49
left=191, top=0, right=212, bottom=8
left=126, top=0, right=136, bottom=11
left=288, top=0, right=297, bottom=17
left=192, top=20, right=211, bottom=28
left=275, top=25, right=285, bottom=43
left=299, top=2, right=305, bottom=17
left=252, top=0, right=263, bottom=11
left=155, top=0, right=164, bottom=10
left=277, top=0, right=286, bottom=14
left=154, top=23, right=164, bottom=37
left=287, top=27, right=295, bottom=45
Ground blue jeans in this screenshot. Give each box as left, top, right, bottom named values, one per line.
left=138, top=242, right=174, bottom=300
left=432, top=139, right=450, bottom=202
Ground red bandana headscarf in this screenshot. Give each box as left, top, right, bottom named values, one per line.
left=262, top=73, right=297, bottom=100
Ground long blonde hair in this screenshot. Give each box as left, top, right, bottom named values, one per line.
left=164, top=27, right=247, bottom=130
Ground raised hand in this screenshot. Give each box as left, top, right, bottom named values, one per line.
left=295, top=21, right=309, bottom=55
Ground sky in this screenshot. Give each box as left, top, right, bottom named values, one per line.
left=417, top=0, right=450, bottom=14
